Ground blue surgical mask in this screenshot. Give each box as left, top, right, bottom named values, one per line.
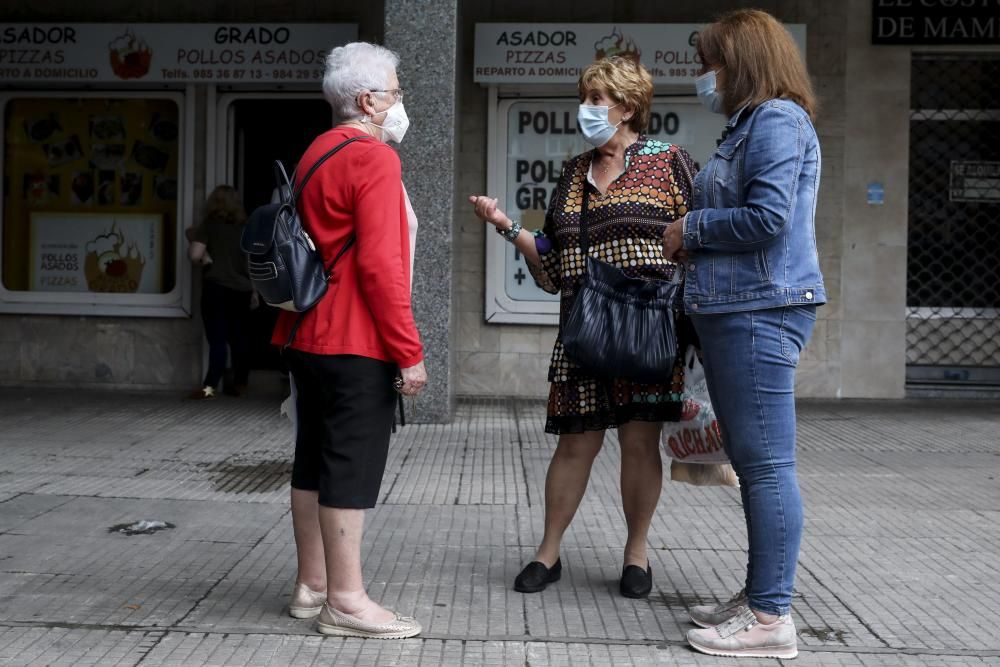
left=695, top=70, right=726, bottom=115
left=577, top=103, right=622, bottom=147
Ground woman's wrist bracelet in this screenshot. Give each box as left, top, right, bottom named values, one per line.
left=496, top=219, right=522, bottom=243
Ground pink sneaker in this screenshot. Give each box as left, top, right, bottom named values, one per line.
left=689, top=588, right=747, bottom=628
left=687, top=606, right=798, bottom=659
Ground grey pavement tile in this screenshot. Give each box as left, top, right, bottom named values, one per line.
left=804, top=504, right=1000, bottom=546
left=366, top=505, right=521, bottom=548
left=797, top=403, right=1000, bottom=456
left=0, top=474, right=61, bottom=499
left=0, top=456, right=146, bottom=480
left=4, top=627, right=996, bottom=666
left=519, top=545, right=685, bottom=643
left=0, top=391, right=998, bottom=665
left=2, top=496, right=284, bottom=544
left=0, top=626, right=161, bottom=666
left=793, top=650, right=1000, bottom=666
left=380, top=431, right=467, bottom=506
left=800, top=534, right=1000, bottom=652
left=178, top=537, right=308, bottom=633
left=799, top=461, right=998, bottom=513
left=0, top=571, right=209, bottom=627
left=181, top=510, right=527, bottom=637
left=30, top=474, right=290, bottom=505
left=0, top=494, right=73, bottom=535
left=141, top=633, right=533, bottom=667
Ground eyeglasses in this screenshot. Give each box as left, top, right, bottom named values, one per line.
left=370, top=88, right=405, bottom=101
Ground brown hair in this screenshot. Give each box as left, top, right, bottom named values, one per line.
left=697, top=9, right=817, bottom=120
left=578, top=56, right=654, bottom=133
left=203, top=185, right=247, bottom=225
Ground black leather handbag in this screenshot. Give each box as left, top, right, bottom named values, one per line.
left=561, top=184, right=682, bottom=383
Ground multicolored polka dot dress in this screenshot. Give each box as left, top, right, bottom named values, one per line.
left=528, top=135, right=698, bottom=435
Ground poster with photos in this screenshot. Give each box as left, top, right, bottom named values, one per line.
left=2, top=97, right=180, bottom=293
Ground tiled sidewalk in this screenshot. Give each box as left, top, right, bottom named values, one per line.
left=0, top=391, right=997, bottom=666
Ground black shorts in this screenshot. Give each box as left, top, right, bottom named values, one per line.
left=285, top=350, right=397, bottom=509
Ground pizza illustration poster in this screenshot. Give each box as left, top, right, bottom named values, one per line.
left=30, top=213, right=163, bottom=294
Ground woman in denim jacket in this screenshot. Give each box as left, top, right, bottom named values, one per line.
left=662, top=10, right=825, bottom=659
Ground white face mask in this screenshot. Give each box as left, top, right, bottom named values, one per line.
left=577, top=103, right=622, bottom=147
left=366, top=99, right=410, bottom=144
left=695, top=70, right=726, bottom=115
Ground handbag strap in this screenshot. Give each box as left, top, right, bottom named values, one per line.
left=578, top=173, right=594, bottom=257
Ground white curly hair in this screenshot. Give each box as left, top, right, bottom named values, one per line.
left=321, top=41, right=400, bottom=123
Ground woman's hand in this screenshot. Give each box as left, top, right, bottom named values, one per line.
left=398, top=360, right=427, bottom=397
left=188, top=240, right=212, bottom=266
left=470, top=194, right=542, bottom=269
left=468, top=195, right=511, bottom=230
left=662, top=217, right=687, bottom=262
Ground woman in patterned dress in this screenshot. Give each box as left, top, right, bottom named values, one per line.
left=469, top=56, right=698, bottom=599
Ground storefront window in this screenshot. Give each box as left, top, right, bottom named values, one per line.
left=2, top=95, right=181, bottom=304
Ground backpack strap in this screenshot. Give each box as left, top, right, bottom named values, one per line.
left=280, top=136, right=369, bottom=351
left=292, top=135, right=370, bottom=201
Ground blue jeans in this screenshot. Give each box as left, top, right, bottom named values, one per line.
left=691, top=305, right=817, bottom=616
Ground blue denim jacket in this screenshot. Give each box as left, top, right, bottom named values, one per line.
left=682, top=99, right=826, bottom=314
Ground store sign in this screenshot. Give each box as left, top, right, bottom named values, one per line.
left=489, top=98, right=719, bottom=318
left=474, top=23, right=806, bottom=85
left=30, top=213, right=163, bottom=293
left=950, top=160, right=1000, bottom=203
left=872, top=1, right=1000, bottom=45
left=0, top=23, right=357, bottom=83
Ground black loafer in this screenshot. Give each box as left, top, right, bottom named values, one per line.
left=514, top=558, right=562, bottom=593
left=620, top=563, right=652, bottom=598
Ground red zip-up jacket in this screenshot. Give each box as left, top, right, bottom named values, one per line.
left=271, top=126, right=423, bottom=368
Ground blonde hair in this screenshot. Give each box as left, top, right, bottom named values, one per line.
left=697, top=9, right=817, bottom=120
left=578, top=56, right=654, bottom=133
left=203, top=185, right=246, bottom=225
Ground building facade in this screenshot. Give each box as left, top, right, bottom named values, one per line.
left=1, top=0, right=997, bottom=420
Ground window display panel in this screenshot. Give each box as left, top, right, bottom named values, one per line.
left=2, top=97, right=179, bottom=296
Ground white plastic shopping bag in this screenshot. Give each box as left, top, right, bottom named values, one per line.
left=662, top=345, right=739, bottom=486
left=280, top=377, right=297, bottom=431
left=662, top=346, right=729, bottom=464
left=661, top=347, right=738, bottom=487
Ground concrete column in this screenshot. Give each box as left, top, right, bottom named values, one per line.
left=384, top=0, right=458, bottom=421
left=840, top=0, right=910, bottom=398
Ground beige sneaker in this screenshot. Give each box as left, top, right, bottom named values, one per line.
left=316, top=603, right=421, bottom=639
left=288, top=583, right=326, bottom=619
left=687, top=607, right=798, bottom=659
left=689, top=588, right=748, bottom=628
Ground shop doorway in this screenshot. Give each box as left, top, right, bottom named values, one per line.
left=906, top=54, right=1000, bottom=388
left=219, top=95, right=332, bottom=380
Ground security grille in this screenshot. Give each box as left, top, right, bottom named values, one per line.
left=907, top=53, right=1000, bottom=386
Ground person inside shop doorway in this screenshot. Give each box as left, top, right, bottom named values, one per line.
left=186, top=184, right=255, bottom=399
left=228, top=99, right=333, bottom=385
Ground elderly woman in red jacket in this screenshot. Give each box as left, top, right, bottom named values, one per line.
left=273, top=41, right=425, bottom=640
